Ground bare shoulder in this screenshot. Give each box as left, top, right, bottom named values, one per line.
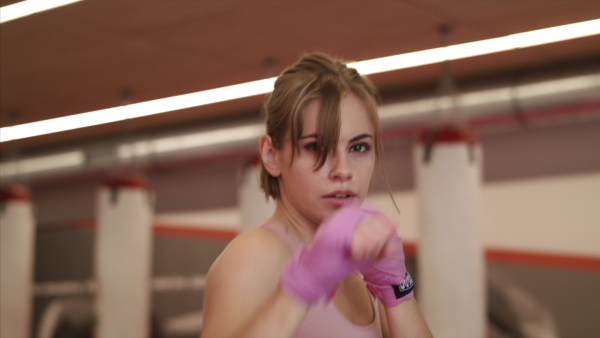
left=202, top=226, right=292, bottom=337
left=207, top=227, right=291, bottom=282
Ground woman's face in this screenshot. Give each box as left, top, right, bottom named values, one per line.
left=277, top=93, right=376, bottom=226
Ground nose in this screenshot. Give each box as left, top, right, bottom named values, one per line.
left=329, top=151, right=353, bottom=182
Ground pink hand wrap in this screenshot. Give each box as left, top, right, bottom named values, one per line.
left=360, top=211, right=414, bottom=307
left=279, top=206, right=370, bottom=304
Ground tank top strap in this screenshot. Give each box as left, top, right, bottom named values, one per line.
left=260, top=222, right=300, bottom=251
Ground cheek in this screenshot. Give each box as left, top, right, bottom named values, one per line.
left=290, top=162, right=320, bottom=187
left=353, top=154, right=376, bottom=173
left=359, top=159, right=376, bottom=185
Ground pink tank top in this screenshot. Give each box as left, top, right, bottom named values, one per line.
left=261, top=223, right=384, bottom=338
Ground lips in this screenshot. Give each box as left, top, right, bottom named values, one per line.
left=324, top=190, right=356, bottom=198
left=323, top=190, right=357, bottom=206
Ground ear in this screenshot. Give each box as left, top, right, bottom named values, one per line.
left=258, top=134, right=282, bottom=177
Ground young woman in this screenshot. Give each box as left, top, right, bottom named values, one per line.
left=202, top=53, right=432, bottom=338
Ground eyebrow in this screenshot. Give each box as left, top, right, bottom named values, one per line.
left=350, top=134, right=373, bottom=143
left=298, top=133, right=373, bottom=142
left=299, top=133, right=317, bottom=140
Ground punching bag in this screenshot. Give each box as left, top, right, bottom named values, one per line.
left=0, top=184, right=35, bottom=338
left=415, top=127, right=486, bottom=337
left=95, top=176, right=154, bottom=338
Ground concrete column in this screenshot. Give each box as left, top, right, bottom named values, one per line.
left=414, top=127, right=486, bottom=337
left=0, top=184, right=35, bottom=338
left=239, top=158, right=276, bottom=232
left=95, top=176, right=154, bottom=338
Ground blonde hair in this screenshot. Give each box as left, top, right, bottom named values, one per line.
left=260, top=53, right=394, bottom=206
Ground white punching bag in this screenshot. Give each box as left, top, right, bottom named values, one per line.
left=415, top=127, right=486, bottom=337
left=95, top=176, right=154, bottom=338
left=0, top=184, right=35, bottom=338
left=239, top=157, right=276, bottom=232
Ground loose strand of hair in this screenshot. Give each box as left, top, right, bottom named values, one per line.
left=314, top=78, right=342, bottom=170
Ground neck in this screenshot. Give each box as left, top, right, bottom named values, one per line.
left=269, top=200, right=318, bottom=245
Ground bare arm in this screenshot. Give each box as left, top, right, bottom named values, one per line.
left=383, top=297, right=433, bottom=338
left=203, top=210, right=401, bottom=338
left=201, top=229, right=308, bottom=338
left=235, top=288, right=308, bottom=338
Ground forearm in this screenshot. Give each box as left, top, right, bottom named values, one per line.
left=233, top=288, right=309, bottom=338
left=384, top=298, right=433, bottom=338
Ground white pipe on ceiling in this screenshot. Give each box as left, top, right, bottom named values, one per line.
left=1, top=71, right=599, bottom=181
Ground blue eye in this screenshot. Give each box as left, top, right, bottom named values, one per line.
left=350, top=143, right=371, bottom=153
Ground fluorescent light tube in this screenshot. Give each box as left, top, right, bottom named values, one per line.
left=0, top=0, right=84, bottom=23
left=349, top=19, right=600, bottom=75
left=1, top=19, right=598, bottom=142
left=0, top=78, right=275, bottom=143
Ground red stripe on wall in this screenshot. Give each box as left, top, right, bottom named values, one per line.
left=150, top=229, right=600, bottom=272
left=485, top=249, right=600, bottom=272
left=403, top=242, right=417, bottom=257
left=71, top=220, right=238, bottom=241
left=68, top=221, right=600, bottom=272
left=153, top=225, right=238, bottom=241
left=403, top=242, right=600, bottom=272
